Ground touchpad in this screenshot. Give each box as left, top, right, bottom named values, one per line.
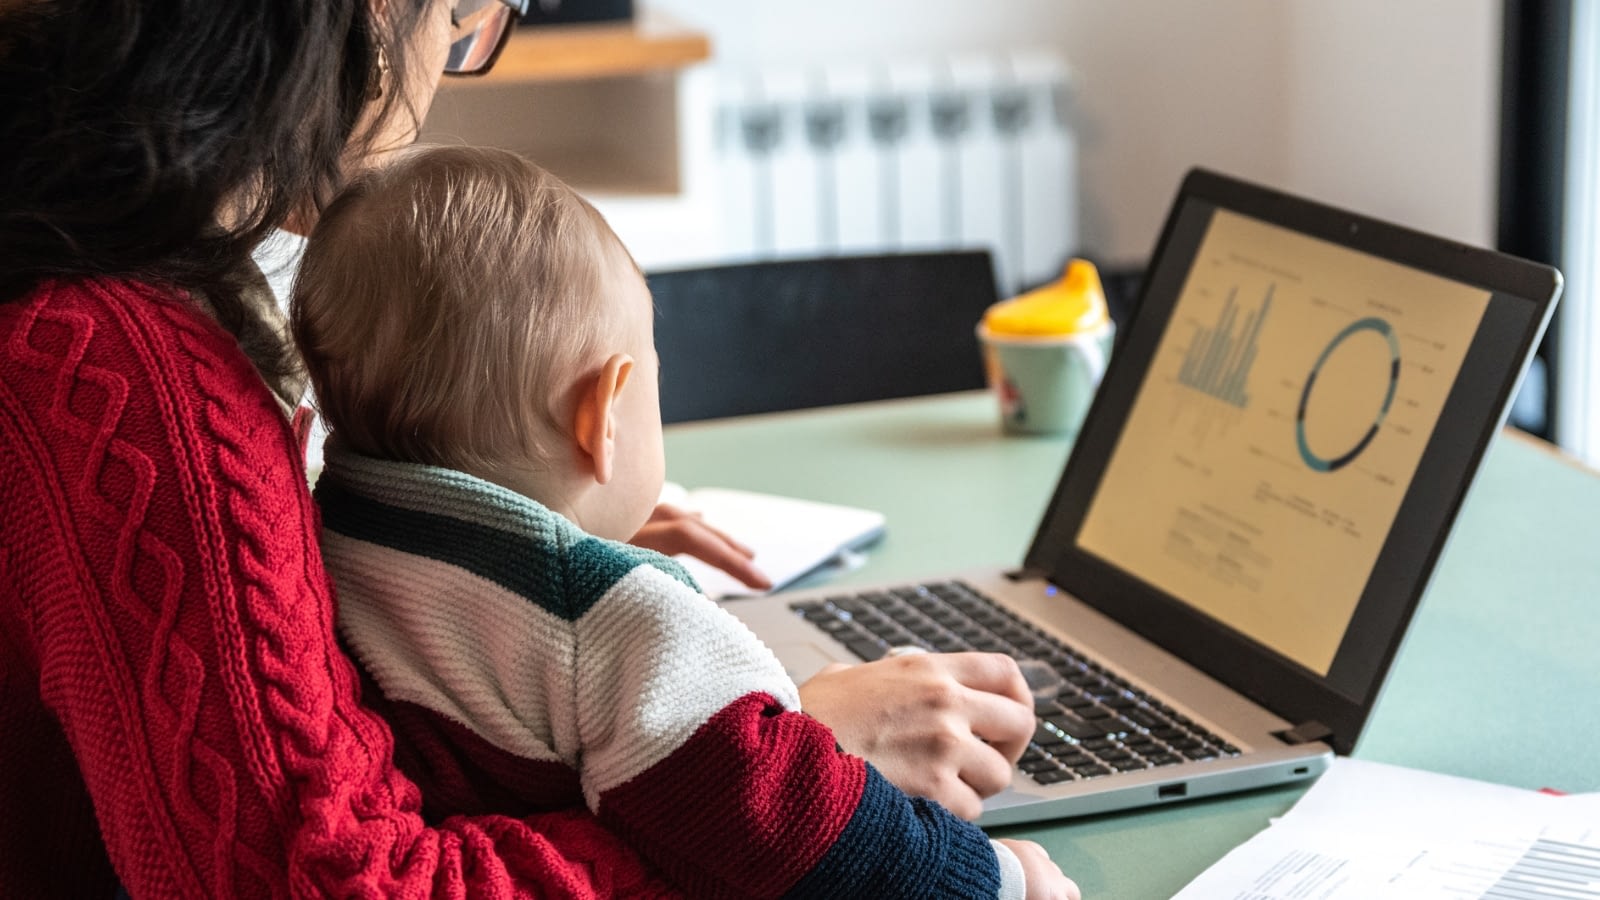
left=771, top=641, right=849, bottom=683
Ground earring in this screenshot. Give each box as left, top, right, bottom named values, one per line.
left=366, top=44, right=390, bottom=101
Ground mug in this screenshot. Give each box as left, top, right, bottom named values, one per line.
left=977, top=322, right=1114, bottom=436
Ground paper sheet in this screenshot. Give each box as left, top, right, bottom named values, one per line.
left=659, top=483, right=885, bottom=599
left=1174, top=758, right=1600, bottom=899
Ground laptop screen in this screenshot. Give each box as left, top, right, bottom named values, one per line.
left=1075, top=208, right=1489, bottom=676
left=1025, top=169, right=1558, bottom=752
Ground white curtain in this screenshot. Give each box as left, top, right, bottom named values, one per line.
left=1560, top=0, right=1600, bottom=463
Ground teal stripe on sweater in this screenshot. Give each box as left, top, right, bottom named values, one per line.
left=321, top=448, right=547, bottom=536
left=315, top=453, right=697, bottom=620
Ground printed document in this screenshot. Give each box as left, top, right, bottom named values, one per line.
left=1174, top=757, right=1600, bottom=899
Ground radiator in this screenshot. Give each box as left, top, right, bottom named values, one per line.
left=713, top=53, right=1078, bottom=296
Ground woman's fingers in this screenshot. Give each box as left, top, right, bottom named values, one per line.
left=796, top=651, right=1037, bottom=819
left=953, top=732, right=1022, bottom=801
left=939, top=652, right=1035, bottom=762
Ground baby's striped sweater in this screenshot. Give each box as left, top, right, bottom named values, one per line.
left=316, top=450, right=1022, bottom=899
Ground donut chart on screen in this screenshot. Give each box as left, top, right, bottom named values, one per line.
left=1295, top=317, right=1401, bottom=473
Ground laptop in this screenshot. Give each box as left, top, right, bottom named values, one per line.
left=721, top=168, right=1561, bottom=827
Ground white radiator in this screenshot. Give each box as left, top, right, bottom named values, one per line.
left=712, top=53, right=1078, bottom=295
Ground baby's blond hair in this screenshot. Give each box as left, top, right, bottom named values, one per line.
left=293, top=144, right=630, bottom=474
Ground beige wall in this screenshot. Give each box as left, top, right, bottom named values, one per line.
left=657, top=0, right=1501, bottom=262
left=1280, top=1, right=1500, bottom=248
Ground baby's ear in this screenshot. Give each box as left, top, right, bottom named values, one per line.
left=572, top=353, right=634, bottom=484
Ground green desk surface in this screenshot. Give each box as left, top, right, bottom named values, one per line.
left=664, top=390, right=1600, bottom=900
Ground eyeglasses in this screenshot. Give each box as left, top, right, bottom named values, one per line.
left=443, top=0, right=530, bottom=76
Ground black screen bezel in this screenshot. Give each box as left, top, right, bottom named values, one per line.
left=1024, top=169, right=1561, bottom=755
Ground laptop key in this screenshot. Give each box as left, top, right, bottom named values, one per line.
left=1044, top=714, right=1105, bottom=741
left=1015, top=638, right=1052, bottom=656
left=831, top=597, right=871, bottom=615
left=1073, top=764, right=1112, bottom=779
left=1125, top=707, right=1166, bottom=729
left=1043, top=707, right=1107, bottom=736
left=843, top=638, right=886, bottom=661
left=1031, top=768, right=1075, bottom=785
left=1107, top=717, right=1140, bottom=735
left=877, top=626, right=917, bottom=646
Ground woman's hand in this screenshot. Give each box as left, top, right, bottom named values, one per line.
left=798, top=651, right=1034, bottom=820
left=631, top=502, right=772, bottom=591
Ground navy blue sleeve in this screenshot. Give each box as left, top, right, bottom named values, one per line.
left=782, top=765, right=1001, bottom=899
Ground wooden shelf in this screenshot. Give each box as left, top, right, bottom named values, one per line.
left=423, top=11, right=710, bottom=219
left=466, top=12, right=710, bottom=85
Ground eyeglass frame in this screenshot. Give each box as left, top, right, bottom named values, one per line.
left=443, top=0, right=532, bottom=77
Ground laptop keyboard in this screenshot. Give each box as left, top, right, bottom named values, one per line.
left=789, top=580, right=1240, bottom=785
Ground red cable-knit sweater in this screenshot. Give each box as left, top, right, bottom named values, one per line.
left=0, top=277, right=680, bottom=897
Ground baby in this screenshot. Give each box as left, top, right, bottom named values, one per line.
left=292, top=144, right=1073, bottom=899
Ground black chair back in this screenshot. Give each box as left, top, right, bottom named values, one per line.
left=649, top=251, right=1000, bottom=424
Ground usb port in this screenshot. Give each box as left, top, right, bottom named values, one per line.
left=1158, top=783, right=1188, bottom=799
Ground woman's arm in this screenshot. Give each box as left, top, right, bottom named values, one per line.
left=632, top=511, right=1036, bottom=820
left=3, top=281, right=673, bottom=897
left=563, top=564, right=1017, bottom=899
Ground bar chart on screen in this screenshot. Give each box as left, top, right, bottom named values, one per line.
left=1177, top=284, right=1272, bottom=410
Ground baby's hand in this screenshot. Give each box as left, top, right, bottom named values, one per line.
left=630, top=503, right=771, bottom=590
left=997, top=838, right=1080, bottom=900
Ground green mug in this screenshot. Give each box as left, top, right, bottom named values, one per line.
left=977, top=322, right=1114, bottom=436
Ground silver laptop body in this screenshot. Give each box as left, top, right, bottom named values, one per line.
left=721, top=168, right=1561, bottom=827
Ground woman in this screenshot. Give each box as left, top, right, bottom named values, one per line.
left=0, top=0, right=1046, bottom=896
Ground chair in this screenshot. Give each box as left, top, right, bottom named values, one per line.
left=648, top=251, right=1001, bottom=424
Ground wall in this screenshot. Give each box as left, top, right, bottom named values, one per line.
left=1280, top=1, right=1501, bottom=248
left=653, top=0, right=1501, bottom=265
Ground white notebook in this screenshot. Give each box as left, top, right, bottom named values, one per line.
left=658, top=483, right=886, bottom=600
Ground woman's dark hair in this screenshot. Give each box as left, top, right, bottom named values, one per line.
left=0, top=0, right=433, bottom=384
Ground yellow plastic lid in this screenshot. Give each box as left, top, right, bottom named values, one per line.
left=982, top=259, right=1110, bottom=336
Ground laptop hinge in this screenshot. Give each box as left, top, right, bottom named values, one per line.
left=1004, top=566, right=1051, bottom=583
left=1274, top=720, right=1334, bottom=746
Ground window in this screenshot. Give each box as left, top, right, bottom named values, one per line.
left=1499, top=1, right=1570, bottom=450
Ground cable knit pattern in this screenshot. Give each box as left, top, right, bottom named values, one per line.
left=315, top=449, right=1014, bottom=899
left=0, top=277, right=679, bottom=897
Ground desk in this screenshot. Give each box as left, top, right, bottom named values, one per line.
left=664, top=391, right=1600, bottom=900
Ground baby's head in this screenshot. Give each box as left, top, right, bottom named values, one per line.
left=292, top=144, right=663, bottom=540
